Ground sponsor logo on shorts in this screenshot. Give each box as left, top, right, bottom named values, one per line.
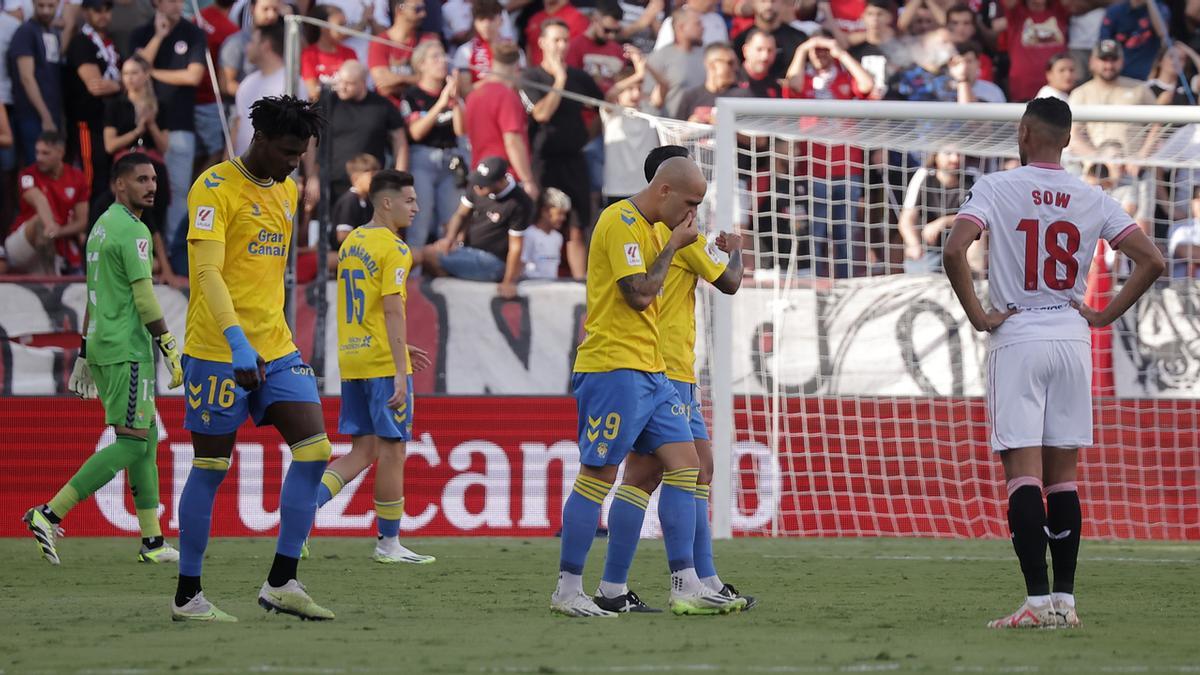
left=195, top=206, right=216, bottom=231
left=671, top=403, right=690, bottom=416
left=291, top=365, right=315, bottom=377
left=624, top=243, right=642, bottom=267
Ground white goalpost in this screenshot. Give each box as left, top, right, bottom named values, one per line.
left=693, top=99, right=1200, bottom=540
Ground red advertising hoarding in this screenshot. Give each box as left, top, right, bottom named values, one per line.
left=1, top=397, right=1197, bottom=539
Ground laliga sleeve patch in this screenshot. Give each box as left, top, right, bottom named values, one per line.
left=705, top=240, right=721, bottom=264
left=136, top=238, right=150, bottom=260
left=195, top=206, right=216, bottom=231
left=624, top=243, right=642, bottom=267
left=395, top=267, right=407, bottom=285
left=19, top=174, right=34, bottom=190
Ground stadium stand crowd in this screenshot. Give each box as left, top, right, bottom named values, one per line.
left=0, top=0, right=1196, bottom=284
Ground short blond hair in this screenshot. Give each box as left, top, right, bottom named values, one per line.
left=345, top=153, right=381, bottom=177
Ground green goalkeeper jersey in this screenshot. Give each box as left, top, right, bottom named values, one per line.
left=84, top=204, right=155, bottom=366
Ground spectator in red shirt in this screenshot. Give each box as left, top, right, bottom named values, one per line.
left=785, top=33, right=874, bottom=99
left=945, top=4, right=995, bottom=82
left=194, top=0, right=237, bottom=168
left=301, top=5, right=358, bottom=100
left=454, top=0, right=516, bottom=95
left=993, top=0, right=1069, bottom=100
left=4, top=131, right=89, bottom=275
left=565, top=0, right=625, bottom=95
left=739, top=28, right=783, bottom=97
left=525, top=0, right=589, bottom=66
left=464, top=42, right=538, bottom=201
left=370, top=0, right=440, bottom=103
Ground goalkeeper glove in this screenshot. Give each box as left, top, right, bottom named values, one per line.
left=156, top=331, right=184, bottom=389
left=223, top=325, right=264, bottom=390
left=69, top=339, right=98, bottom=399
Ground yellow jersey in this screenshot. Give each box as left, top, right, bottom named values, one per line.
left=336, top=225, right=414, bottom=379
left=185, top=158, right=298, bottom=363
left=655, top=224, right=726, bottom=383
left=574, top=200, right=666, bottom=374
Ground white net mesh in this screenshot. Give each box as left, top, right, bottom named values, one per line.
left=644, top=102, right=1200, bottom=539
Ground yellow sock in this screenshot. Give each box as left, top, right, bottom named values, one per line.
left=572, top=475, right=613, bottom=504
left=375, top=497, right=405, bottom=521
left=662, top=468, right=699, bottom=492
left=321, top=469, right=346, bottom=500
left=137, top=508, right=162, bottom=538
left=46, top=485, right=80, bottom=519
left=614, top=484, right=651, bottom=510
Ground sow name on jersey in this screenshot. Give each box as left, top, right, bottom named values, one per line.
left=248, top=229, right=287, bottom=257
left=1031, top=190, right=1071, bottom=208
left=338, top=243, right=381, bottom=276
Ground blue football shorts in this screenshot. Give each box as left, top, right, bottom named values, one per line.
left=669, top=379, right=709, bottom=442
left=183, top=351, right=320, bottom=435
left=338, top=375, right=415, bottom=441
left=571, top=369, right=694, bottom=467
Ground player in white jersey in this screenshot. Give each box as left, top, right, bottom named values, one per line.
left=945, top=97, right=1164, bottom=630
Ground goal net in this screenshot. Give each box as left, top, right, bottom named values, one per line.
left=646, top=100, right=1200, bottom=540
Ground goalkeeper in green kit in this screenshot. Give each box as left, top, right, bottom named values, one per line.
left=22, top=153, right=184, bottom=565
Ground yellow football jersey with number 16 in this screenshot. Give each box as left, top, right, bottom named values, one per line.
left=337, top=225, right=414, bottom=379
left=184, top=157, right=298, bottom=363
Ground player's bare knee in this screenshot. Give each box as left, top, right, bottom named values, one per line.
left=377, top=440, right=407, bottom=462
left=621, top=454, right=662, bottom=494
left=654, top=441, right=699, bottom=473
left=579, top=463, right=619, bottom=486
left=999, top=446, right=1043, bottom=482
left=1042, top=446, right=1079, bottom=485
left=190, top=431, right=237, bottom=459
left=695, top=440, right=715, bottom=485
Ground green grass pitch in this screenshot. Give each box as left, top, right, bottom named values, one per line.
left=2, top=537, right=1198, bottom=674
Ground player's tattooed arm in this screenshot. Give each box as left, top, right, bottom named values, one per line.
left=617, top=246, right=677, bottom=312
left=617, top=212, right=701, bottom=310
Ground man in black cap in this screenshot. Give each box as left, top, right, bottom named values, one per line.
left=421, top=156, right=534, bottom=298
left=1067, top=39, right=1155, bottom=156
left=64, top=0, right=121, bottom=204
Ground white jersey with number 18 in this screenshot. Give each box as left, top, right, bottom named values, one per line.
left=957, top=162, right=1138, bottom=349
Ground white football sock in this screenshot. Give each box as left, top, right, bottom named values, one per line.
left=670, top=567, right=704, bottom=596
left=1051, top=592, right=1075, bottom=608
left=555, top=571, right=583, bottom=599
left=1027, top=594, right=1053, bottom=607
left=701, top=575, right=724, bottom=592
left=597, top=580, right=627, bottom=599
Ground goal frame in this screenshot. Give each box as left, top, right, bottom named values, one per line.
left=708, top=99, right=1200, bottom=539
